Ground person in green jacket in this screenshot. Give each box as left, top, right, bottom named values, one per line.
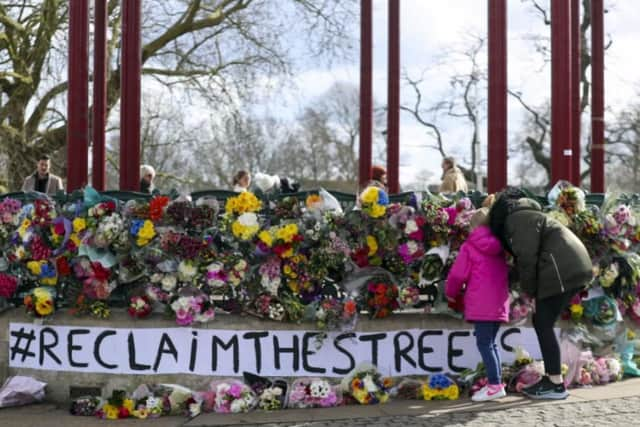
left=489, top=187, right=592, bottom=400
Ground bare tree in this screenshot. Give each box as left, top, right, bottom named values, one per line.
left=401, top=36, right=486, bottom=184
left=0, top=0, right=357, bottom=190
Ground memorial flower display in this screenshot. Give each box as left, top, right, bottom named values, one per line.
left=0, top=182, right=637, bottom=339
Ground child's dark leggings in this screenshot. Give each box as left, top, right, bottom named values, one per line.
left=532, top=290, right=579, bottom=376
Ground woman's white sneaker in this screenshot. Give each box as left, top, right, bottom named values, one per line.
left=471, top=384, right=506, bottom=402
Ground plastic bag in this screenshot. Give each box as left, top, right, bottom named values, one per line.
left=319, top=188, right=343, bottom=214
left=0, top=376, right=46, bottom=408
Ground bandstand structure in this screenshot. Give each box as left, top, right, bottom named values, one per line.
left=65, top=0, right=606, bottom=194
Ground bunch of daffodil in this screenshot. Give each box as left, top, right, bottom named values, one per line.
left=225, top=191, right=262, bottom=215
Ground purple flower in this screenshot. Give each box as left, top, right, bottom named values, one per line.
left=229, top=383, right=243, bottom=399
left=175, top=308, right=194, bottom=326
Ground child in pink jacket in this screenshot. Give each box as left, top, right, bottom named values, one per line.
left=446, top=207, right=510, bottom=402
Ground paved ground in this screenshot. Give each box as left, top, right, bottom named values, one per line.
left=1, top=378, right=639, bottom=426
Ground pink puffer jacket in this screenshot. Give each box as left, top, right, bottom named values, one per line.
left=445, top=225, right=510, bottom=322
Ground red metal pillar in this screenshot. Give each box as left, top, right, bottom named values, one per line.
left=92, top=0, right=108, bottom=191
left=551, top=0, right=573, bottom=184
left=120, top=0, right=142, bottom=191
left=67, top=0, right=89, bottom=192
left=359, top=0, right=373, bottom=189
left=571, top=0, right=581, bottom=185
left=386, top=0, right=400, bottom=194
left=487, top=0, right=508, bottom=194
left=591, top=0, right=605, bottom=192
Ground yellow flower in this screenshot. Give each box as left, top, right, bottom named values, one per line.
left=14, top=247, right=26, bottom=260
left=281, top=247, right=294, bottom=258
left=288, top=280, right=299, bottom=293
left=361, top=187, right=379, bottom=205
left=35, top=299, right=54, bottom=316
left=18, top=219, right=31, bottom=237
left=72, top=217, right=86, bottom=232
left=232, top=221, right=258, bottom=240
left=366, top=235, right=378, bottom=256
left=258, top=230, right=273, bottom=247
left=70, top=233, right=81, bottom=247
left=123, top=399, right=134, bottom=412
left=41, top=276, right=57, bottom=286
left=226, top=192, right=262, bottom=214
left=132, top=408, right=149, bottom=419
left=369, top=204, right=386, bottom=218
left=276, top=223, right=298, bottom=243
left=27, top=260, right=43, bottom=276
left=379, top=393, right=389, bottom=404
left=570, top=304, right=584, bottom=318
left=138, top=220, right=156, bottom=240
left=103, top=404, right=119, bottom=420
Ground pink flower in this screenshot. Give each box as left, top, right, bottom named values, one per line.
left=228, top=383, right=243, bottom=399
left=175, top=308, right=194, bottom=326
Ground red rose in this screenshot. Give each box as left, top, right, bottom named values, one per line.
left=91, top=262, right=111, bottom=282
left=56, top=257, right=71, bottom=276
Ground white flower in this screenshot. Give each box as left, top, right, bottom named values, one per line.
left=188, top=402, right=201, bottom=417
left=309, top=380, right=330, bottom=398
left=272, top=387, right=283, bottom=396
left=238, top=212, right=258, bottom=227
left=207, top=262, right=223, bottom=273
left=146, top=396, right=161, bottom=410
left=407, top=240, right=418, bottom=254
left=150, top=273, right=163, bottom=283
left=179, top=261, right=198, bottom=281
left=230, top=399, right=246, bottom=413
left=405, top=219, right=418, bottom=234
left=161, top=275, right=177, bottom=291
left=315, top=307, right=327, bottom=321
left=363, top=375, right=378, bottom=392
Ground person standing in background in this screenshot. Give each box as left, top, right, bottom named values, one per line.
left=439, top=156, right=468, bottom=194
left=140, top=164, right=156, bottom=193
left=232, top=170, right=251, bottom=192
left=21, top=154, right=64, bottom=195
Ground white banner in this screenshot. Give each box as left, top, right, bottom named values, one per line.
left=8, top=322, right=542, bottom=377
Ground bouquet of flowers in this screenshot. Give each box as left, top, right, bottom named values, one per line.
left=24, top=286, right=55, bottom=318
left=0, top=272, right=19, bottom=298
left=169, top=289, right=215, bottom=326
left=243, top=372, right=288, bottom=411
left=364, top=280, right=399, bottom=319
left=396, top=378, right=423, bottom=399
left=128, top=295, right=153, bottom=319
left=212, top=380, right=256, bottom=413
left=509, top=291, right=534, bottom=325
left=253, top=294, right=286, bottom=321
left=601, top=197, right=639, bottom=252
left=359, top=186, right=389, bottom=218
left=225, top=191, right=262, bottom=216
left=95, top=390, right=134, bottom=420
left=548, top=180, right=586, bottom=217
left=420, top=199, right=451, bottom=247
left=70, top=396, right=102, bottom=416
left=288, top=378, right=341, bottom=408
left=508, top=361, right=544, bottom=393
left=421, top=374, right=459, bottom=400
left=305, top=296, right=358, bottom=331
left=342, top=363, right=392, bottom=405
left=0, top=198, right=21, bottom=247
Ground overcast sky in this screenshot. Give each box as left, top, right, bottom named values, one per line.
left=264, top=0, right=634, bottom=188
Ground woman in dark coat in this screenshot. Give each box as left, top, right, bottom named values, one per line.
left=489, top=188, right=592, bottom=400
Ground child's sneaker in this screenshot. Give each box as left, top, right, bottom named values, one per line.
left=522, top=376, right=568, bottom=400
left=471, top=384, right=506, bottom=402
